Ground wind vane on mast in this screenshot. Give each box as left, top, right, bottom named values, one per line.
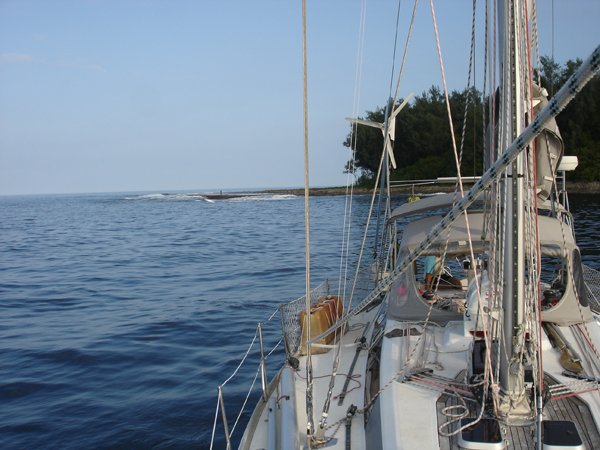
left=345, top=92, right=414, bottom=170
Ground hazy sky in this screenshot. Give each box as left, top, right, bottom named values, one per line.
left=1, top=0, right=598, bottom=195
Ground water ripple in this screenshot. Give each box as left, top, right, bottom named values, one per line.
left=0, top=192, right=598, bottom=449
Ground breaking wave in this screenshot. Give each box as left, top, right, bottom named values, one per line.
left=122, top=192, right=298, bottom=202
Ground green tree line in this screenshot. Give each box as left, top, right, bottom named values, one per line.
left=344, top=56, right=600, bottom=185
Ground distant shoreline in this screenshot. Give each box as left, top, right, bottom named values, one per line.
left=256, top=181, right=600, bottom=197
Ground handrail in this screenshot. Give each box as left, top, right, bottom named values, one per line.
left=209, top=307, right=281, bottom=450
left=389, top=176, right=481, bottom=186
left=211, top=276, right=370, bottom=449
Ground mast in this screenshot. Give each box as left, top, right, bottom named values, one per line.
left=498, top=0, right=530, bottom=420
left=373, top=98, right=393, bottom=263
left=302, top=0, right=315, bottom=445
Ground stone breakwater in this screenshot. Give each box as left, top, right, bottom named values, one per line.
left=565, top=182, right=600, bottom=193
left=258, top=182, right=600, bottom=197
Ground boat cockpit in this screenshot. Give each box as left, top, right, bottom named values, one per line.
left=386, top=208, right=593, bottom=328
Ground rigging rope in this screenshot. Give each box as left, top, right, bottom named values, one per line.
left=389, top=0, right=403, bottom=97
left=458, top=0, right=478, bottom=170
left=340, top=0, right=367, bottom=300
left=524, top=0, right=546, bottom=407
left=301, top=1, right=316, bottom=445
left=308, top=42, right=600, bottom=345
left=342, top=0, right=421, bottom=321
left=429, top=1, right=494, bottom=407
left=315, top=1, right=374, bottom=441
left=317, top=0, right=407, bottom=427
left=391, top=0, right=420, bottom=107
left=429, top=0, right=463, bottom=193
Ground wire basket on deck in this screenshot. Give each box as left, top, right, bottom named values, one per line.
left=583, top=264, right=600, bottom=311
left=279, top=271, right=373, bottom=357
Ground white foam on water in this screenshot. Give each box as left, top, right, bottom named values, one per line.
left=224, top=194, right=297, bottom=202
left=123, top=193, right=167, bottom=200
left=123, top=193, right=207, bottom=201
left=122, top=192, right=298, bottom=202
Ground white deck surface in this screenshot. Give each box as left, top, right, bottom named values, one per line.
left=378, top=320, right=470, bottom=450
left=242, top=309, right=600, bottom=450
left=244, top=308, right=379, bottom=450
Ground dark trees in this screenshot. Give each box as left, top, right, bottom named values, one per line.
left=538, top=56, right=600, bottom=182
left=343, top=86, right=485, bottom=185
left=345, top=56, right=600, bottom=184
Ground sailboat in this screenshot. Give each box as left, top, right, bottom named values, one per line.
left=214, top=1, right=600, bottom=449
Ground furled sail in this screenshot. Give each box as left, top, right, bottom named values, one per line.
left=533, top=82, right=564, bottom=201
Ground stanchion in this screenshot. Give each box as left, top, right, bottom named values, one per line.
left=218, top=386, right=232, bottom=450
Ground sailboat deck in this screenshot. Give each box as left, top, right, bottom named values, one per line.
left=436, top=378, right=600, bottom=449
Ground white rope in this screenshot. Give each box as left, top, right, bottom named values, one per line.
left=230, top=365, right=261, bottom=435
left=339, top=0, right=367, bottom=306
left=531, top=0, right=541, bottom=86
left=302, top=1, right=316, bottom=442
left=391, top=0, right=420, bottom=110
left=266, top=338, right=283, bottom=357
left=346, top=0, right=420, bottom=315
left=429, top=0, right=465, bottom=194
left=438, top=388, right=473, bottom=437
left=429, top=0, right=494, bottom=402
left=458, top=0, right=477, bottom=168
left=266, top=306, right=280, bottom=322
left=482, top=2, right=502, bottom=398
left=330, top=6, right=368, bottom=424
left=571, top=325, right=600, bottom=379
left=208, top=395, right=221, bottom=450
left=346, top=134, right=387, bottom=313
left=221, top=329, right=259, bottom=386
left=523, top=0, right=545, bottom=397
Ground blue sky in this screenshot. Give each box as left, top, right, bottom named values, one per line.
left=1, top=0, right=598, bottom=195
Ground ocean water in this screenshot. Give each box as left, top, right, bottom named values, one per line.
left=1, top=191, right=599, bottom=449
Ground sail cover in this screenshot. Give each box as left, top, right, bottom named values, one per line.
left=533, top=82, right=564, bottom=201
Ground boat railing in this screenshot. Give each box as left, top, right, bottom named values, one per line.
left=210, top=306, right=283, bottom=450
left=210, top=274, right=373, bottom=449
left=205, top=265, right=600, bottom=449
left=584, top=264, right=600, bottom=312
left=389, top=176, right=481, bottom=187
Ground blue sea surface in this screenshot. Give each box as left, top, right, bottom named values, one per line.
left=1, top=191, right=599, bottom=449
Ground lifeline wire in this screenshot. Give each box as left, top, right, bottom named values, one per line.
left=209, top=395, right=220, bottom=450
left=209, top=311, right=281, bottom=448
